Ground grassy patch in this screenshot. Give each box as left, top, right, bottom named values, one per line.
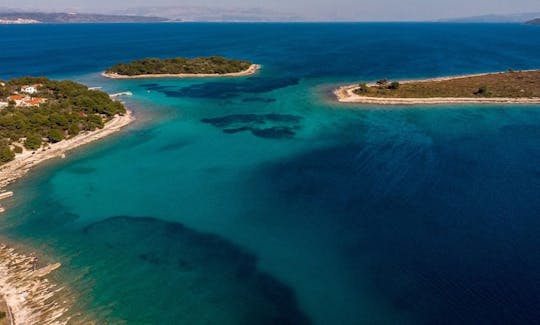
left=353, top=70, right=540, bottom=98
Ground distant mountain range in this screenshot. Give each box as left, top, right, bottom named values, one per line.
left=110, top=6, right=302, bottom=22
left=441, top=12, right=540, bottom=23
left=526, top=18, right=540, bottom=25
left=1, top=8, right=539, bottom=24
left=0, top=6, right=302, bottom=23
left=0, top=12, right=169, bottom=23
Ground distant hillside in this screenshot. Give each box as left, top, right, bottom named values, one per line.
left=441, top=12, right=540, bottom=23
left=526, top=18, right=540, bottom=25
left=111, top=6, right=302, bottom=22
left=0, top=12, right=169, bottom=23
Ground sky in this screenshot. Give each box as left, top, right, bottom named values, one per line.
left=2, top=0, right=540, bottom=21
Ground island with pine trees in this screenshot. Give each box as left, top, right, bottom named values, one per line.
left=102, top=56, right=260, bottom=79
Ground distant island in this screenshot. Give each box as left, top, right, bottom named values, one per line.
left=335, top=70, right=540, bottom=105
left=526, top=18, right=540, bottom=25
left=0, top=12, right=169, bottom=24
left=440, top=12, right=540, bottom=23
left=103, top=56, right=260, bottom=79
left=0, top=77, right=133, bottom=190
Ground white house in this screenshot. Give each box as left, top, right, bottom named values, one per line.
left=21, top=85, right=38, bottom=94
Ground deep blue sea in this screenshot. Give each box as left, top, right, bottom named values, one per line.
left=1, top=23, right=540, bottom=324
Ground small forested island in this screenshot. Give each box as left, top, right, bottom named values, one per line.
left=335, top=70, right=540, bottom=105
left=0, top=77, right=133, bottom=191
left=103, top=56, right=259, bottom=78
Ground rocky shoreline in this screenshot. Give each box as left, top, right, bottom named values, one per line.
left=0, top=244, right=69, bottom=324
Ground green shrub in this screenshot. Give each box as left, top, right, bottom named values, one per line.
left=0, top=144, right=14, bottom=163
left=13, top=145, right=23, bottom=154
left=68, top=124, right=80, bottom=136
left=356, top=83, right=370, bottom=94
left=475, top=86, right=490, bottom=96
left=376, top=79, right=389, bottom=87
left=388, top=81, right=400, bottom=90
left=48, top=129, right=64, bottom=143
left=24, top=134, right=42, bottom=150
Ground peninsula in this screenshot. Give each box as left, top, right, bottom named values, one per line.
left=0, top=77, right=133, bottom=324
left=0, top=77, right=134, bottom=191
left=0, top=12, right=169, bottom=24
left=335, top=70, right=540, bottom=105
left=102, top=56, right=260, bottom=79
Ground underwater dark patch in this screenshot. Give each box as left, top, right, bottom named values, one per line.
left=126, top=128, right=161, bottom=148
left=202, top=114, right=267, bottom=128
left=223, top=127, right=253, bottom=134
left=81, top=216, right=311, bottom=324
left=139, top=83, right=170, bottom=91
left=177, top=258, right=194, bottom=272
left=264, top=113, right=302, bottom=124
left=138, top=253, right=162, bottom=265
left=139, top=77, right=299, bottom=99
left=201, top=113, right=302, bottom=139
left=251, top=127, right=296, bottom=139
left=156, top=139, right=192, bottom=152
left=242, top=97, right=277, bottom=103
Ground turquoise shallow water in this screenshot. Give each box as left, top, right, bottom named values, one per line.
left=1, top=23, right=540, bottom=324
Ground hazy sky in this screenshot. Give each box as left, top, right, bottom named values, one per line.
left=3, top=0, right=540, bottom=20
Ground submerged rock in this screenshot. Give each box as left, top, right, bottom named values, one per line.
left=80, top=216, right=311, bottom=324
left=201, top=113, right=302, bottom=139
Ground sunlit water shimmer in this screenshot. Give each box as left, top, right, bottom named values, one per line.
left=1, top=23, right=540, bottom=324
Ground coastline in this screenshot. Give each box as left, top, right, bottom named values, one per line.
left=101, top=64, right=261, bottom=79
left=0, top=110, right=134, bottom=324
left=0, top=110, right=134, bottom=191
left=0, top=244, right=70, bottom=325
left=334, top=70, right=540, bottom=105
